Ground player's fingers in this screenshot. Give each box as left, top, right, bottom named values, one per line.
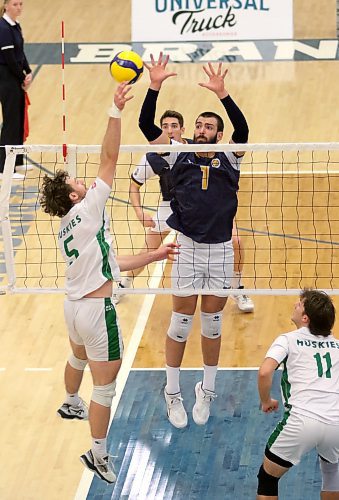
left=144, top=61, right=151, bottom=71
left=163, top=72, right=177, bottom=80
left=117, top=81, right=127, bottom=90
left=163, top=54, right=170, bottom=66
left=122, top=84, right=133, bottom=94
left=222, top=68, right=228, bottom=78
left=157, top=51, right=163, bottom=64
left=202, top=65, right=212, bottom=78
left=217, top=62, right=222, bottom=75
left=208, top=62, right=216, bottom=75
left=166, top=254, right=177, bottom=262
left=150, top=54, right=155, bottom=65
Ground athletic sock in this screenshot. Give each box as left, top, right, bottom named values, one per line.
left=65, top=392, right=81, bottom=406
left=165, top=365, right=180, bottom=394
left=231, top=271, right=242, bottom=290
left=202, top=365, right=218, bottom=392
left=92, top=437, right=108, bottom=459
left=120, top=276, right=133, bottom=288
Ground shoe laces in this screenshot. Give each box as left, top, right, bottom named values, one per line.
left=75, top=399, right=88, bottom=412
left=168, top=393, right=184, bottom=406
left=200, top=387, right=217, bottom=403
left=240, top=294, right=251, bottom=302
left=80, top=398, right=89, bottom=409
left=95, top=453, right=114, bottom=471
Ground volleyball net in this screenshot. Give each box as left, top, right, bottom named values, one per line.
left=1, top=142, right=339, bottom=295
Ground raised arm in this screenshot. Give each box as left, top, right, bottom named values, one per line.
left=98, top=82, right=133, bottom=187
left=199, top=63, right=249, bottom=155
left=139, top=53, right=177, bottom=145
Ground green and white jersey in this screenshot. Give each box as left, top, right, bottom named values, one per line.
left=266, top=326, right=339, bottom=425
left=58, top=177, right=120, bottom=300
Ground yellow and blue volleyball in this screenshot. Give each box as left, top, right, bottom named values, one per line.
left=109, top=50, right=144, bottom=84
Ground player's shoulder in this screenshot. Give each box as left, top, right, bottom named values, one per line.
left=91, top=176, right=110, bottom=189
left=282, top=326, right=314, bottom=343
left=85, top=177, right=111, bottom=200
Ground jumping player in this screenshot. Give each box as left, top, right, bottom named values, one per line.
left=139, top=53, right=249, bottom=428
left=40, top=82, right=178, bottom=482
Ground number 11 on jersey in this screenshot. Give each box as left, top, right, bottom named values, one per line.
left=314, top=352, right=332, bottom=378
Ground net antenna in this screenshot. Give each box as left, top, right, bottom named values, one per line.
left=61, top=21, right=67, bottom=165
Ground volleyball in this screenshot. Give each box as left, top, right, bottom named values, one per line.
left=109, top=51, right=144, bottom=84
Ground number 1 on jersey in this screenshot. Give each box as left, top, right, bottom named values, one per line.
left=314, top=352, right=332, bottom=378
left=200, top=165, right=209, bottom=190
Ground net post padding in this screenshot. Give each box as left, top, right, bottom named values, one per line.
left=0, top=147, right=20, bottom=291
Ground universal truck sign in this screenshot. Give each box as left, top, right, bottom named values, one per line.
left=132, top=0, right=293, bottom=42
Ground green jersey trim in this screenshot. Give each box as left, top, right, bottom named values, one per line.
left=104, top=298, right=121, bottom=361
left=96, top=214, right=113, bottom=281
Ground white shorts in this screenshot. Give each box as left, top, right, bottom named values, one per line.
left=151, top=201, right=172, bottom=233
left=171, top=233, right=233, bottom=297
left=268, top=411, right=339, bottom=465
left=64, top=297, right=124, bottom=362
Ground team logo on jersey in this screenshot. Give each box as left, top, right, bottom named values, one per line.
left=211, top=158, right=220, bottom=168
left=91, top=181, right=97, bottom=189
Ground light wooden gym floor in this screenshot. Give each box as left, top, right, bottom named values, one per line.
left=0, top=0, right=338, bottom=498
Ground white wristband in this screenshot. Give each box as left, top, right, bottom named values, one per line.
left=107, top=104, right=121, bottom=118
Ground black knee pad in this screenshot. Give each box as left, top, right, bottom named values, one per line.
left=257, top=464, right=279, bottom=496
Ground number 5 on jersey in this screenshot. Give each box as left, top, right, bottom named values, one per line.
left=64, top=235, right=79, bottom=263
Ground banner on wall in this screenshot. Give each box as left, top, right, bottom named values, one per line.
left=132, top=0, right=293, bottom=42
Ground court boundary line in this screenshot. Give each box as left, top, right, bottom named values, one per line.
left=74, top=232, right=174, bottom=500
left=129, top=367, right=282, bottom=372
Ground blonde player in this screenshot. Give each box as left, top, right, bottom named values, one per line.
left=257, top=289, right=339, bottom=500
left=40, top=82, right=178, bottom=483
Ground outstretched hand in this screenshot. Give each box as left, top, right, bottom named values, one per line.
left=198, top=62, right=228, bottom=99
left=114, top=82, right=134, bottom=111
left=154, top=242, right=180, bottom=262
left=144, top=52, right=177, bottom=91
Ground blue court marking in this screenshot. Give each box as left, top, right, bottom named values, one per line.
left=87, top=369, right=321, bottom=500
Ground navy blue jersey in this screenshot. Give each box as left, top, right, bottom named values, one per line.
left=167, top=152, right=241, bottom=244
